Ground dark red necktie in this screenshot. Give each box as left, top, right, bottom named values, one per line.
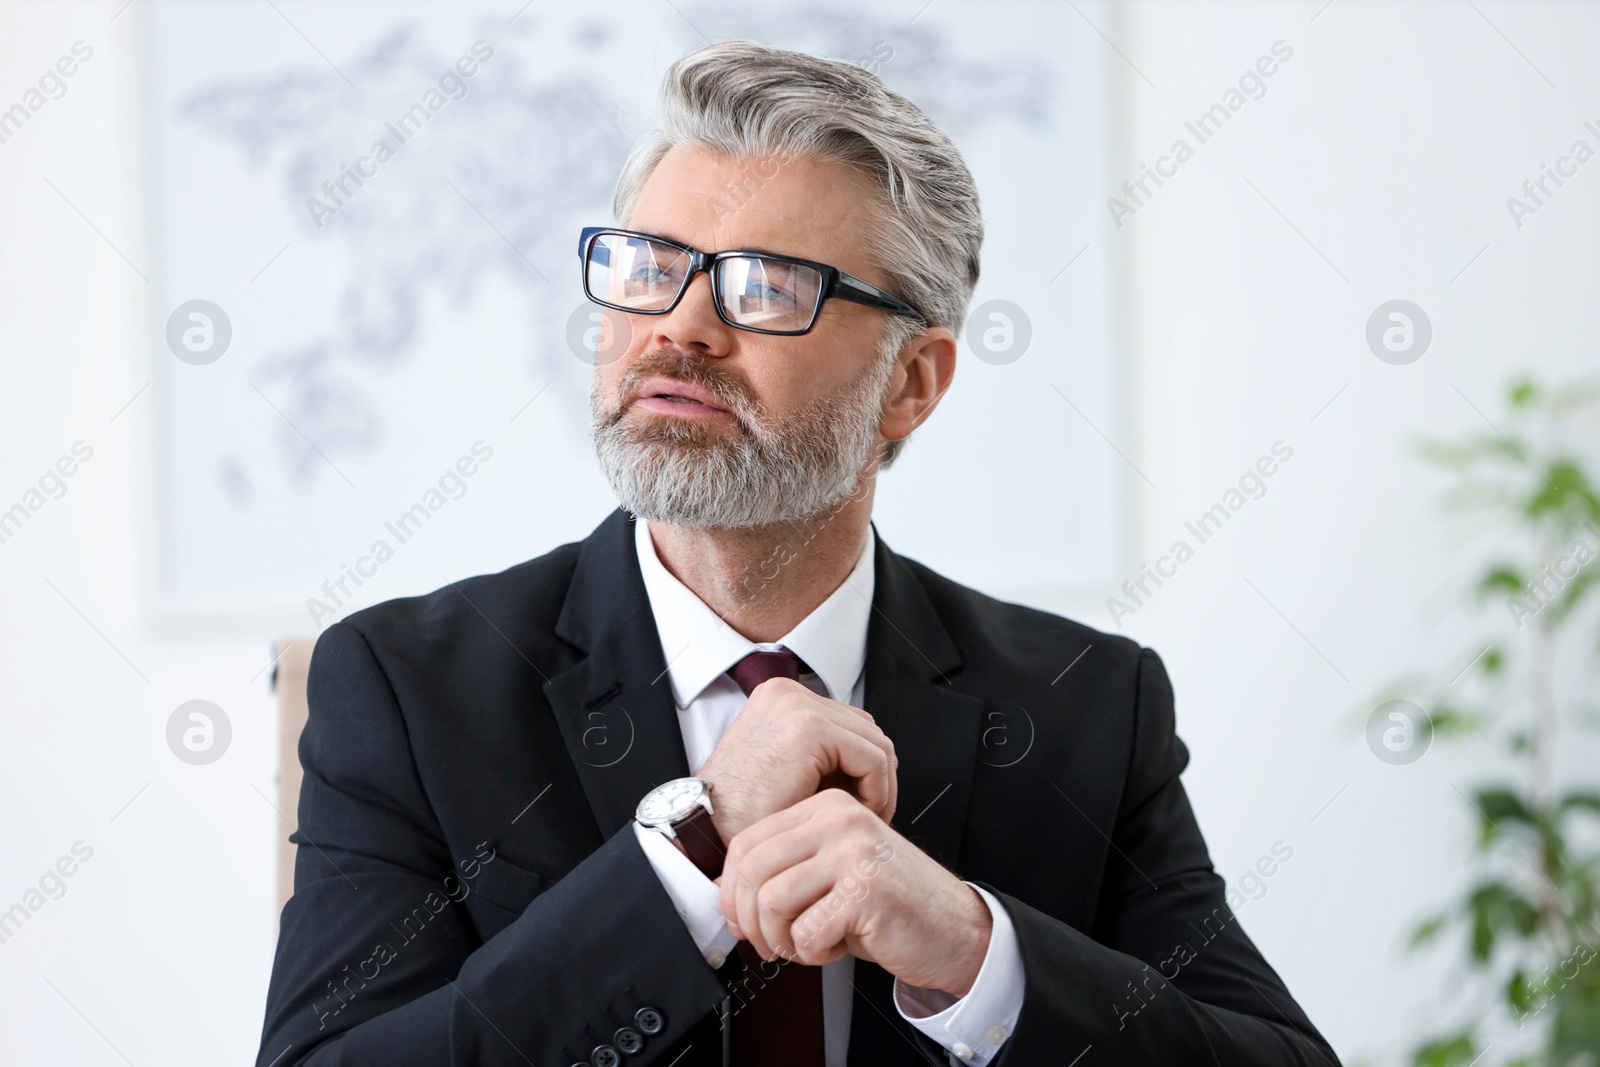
left=725, top=650, right=826, bottom=1067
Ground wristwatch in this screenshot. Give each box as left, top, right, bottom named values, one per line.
left=636, top=777, right=726, bottom=880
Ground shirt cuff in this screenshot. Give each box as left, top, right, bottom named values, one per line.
left=892, top=884, right=1024, bottom=1066
left=632, top=821, right=739, bottom=969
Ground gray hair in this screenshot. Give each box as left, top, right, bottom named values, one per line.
left=611, top=39, right=983, bottom=466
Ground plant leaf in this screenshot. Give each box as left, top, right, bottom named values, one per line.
left=1478, top=567, right=1526, bottom=597
left=1466, top=882, right=1540, bottom=959
left=1410, top=913, right=1449, bottom=949
left=1411, top=1033, right=1476, bottom=1067
left=1561, top=792, right=1600, bottom=815
left=1475, top=788, right=1536, bottom=827
left=1430, top=707, right=1480, bottom=737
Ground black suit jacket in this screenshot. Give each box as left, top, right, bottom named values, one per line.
left=258, top=508, right=1339, bottom=1066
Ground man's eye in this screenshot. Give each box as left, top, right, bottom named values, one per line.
left=746, top=269, right=799, bottom=303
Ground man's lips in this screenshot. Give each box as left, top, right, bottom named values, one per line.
left=627, top=378, right=735, bottom=418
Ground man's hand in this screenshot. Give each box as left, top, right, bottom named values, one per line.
left=697, top=679, right=897, bottom=843
left=717, top=789, right=992, bottom=998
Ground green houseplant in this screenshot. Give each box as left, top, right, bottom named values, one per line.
left=1402, top=377, right=1600, bottom=1066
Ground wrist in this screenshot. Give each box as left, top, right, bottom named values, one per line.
left=935, top=885, right=992, bottom=998
left=696, top=769, right=741, bottom=842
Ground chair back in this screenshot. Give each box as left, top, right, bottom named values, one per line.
left=271, top=637, right=315, bottom=913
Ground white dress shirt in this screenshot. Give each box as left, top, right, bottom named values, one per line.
left=628, top=516, right=1024, bottom=1066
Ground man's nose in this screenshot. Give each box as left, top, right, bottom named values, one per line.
left=650, top=270, right=735, bottom=358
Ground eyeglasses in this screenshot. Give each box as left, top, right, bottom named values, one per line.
left=578, top=226, right=926, bottom=336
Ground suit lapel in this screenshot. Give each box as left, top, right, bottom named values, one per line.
left=863, top=525, right=986, bottom=868
left=544, top=509, right=691, bottom=839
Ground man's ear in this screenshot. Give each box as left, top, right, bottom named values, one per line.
left=879, top=326, right=957, bottom=447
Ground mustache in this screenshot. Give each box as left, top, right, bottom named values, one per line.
left=613, top=350, right=758, bottom=420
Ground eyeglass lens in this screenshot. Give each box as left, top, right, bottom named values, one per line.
left=586, top=232, right=823, bottom=332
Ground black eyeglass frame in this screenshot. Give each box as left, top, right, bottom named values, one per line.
left=578, top=226, right=927, bottom=336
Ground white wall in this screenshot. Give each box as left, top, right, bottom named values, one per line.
left=1, top=1, right=1596, bottom=1063
left=1100, top=2, right=1600, bottom=1060
left=0, top=6, right=283, bottom=1062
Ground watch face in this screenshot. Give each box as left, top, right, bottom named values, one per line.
left=637, top=777, right=706, bottom=826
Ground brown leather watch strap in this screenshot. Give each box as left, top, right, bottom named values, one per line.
left=676, top=804, right=725, bottom=880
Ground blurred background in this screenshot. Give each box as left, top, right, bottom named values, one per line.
left=2, top=0, right=1598, bottom=1063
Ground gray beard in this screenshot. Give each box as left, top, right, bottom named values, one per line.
left=590, top=355, right=890, bottom=529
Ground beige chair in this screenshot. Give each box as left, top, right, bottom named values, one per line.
left=271, top=638, right=315, bottom=913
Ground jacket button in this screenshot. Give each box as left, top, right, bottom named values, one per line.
left=614, top=1027, right=645, bottom=1054
left=591, top=1046, right=620, bottom=1067
left=633, top=1006, right=665, bottom=1035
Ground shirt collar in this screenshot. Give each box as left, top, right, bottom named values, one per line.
left=633, top=515, right=876, bottom=708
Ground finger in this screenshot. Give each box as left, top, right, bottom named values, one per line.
left=743, top=684, right=897, bottom=816
left=790, top=935, right=850, bottom=969
left=809, top=707, right=897, bottom=818
left=721, top=835, right=765, bottom=948
left=811, top=699, right=891, bottom=750
left=723, top=793, right=832, bottom=943
left=824, top=728, right=896, bottom=821
left=724, top=807, right=829, bottom=954
left=732, top=849, right=770, bottom=958
left=738, top=828, right=828, bottom=959
left=759, top=856, right=852, bottom=964
left=823, top=740, right=897, bottom=823
left=812, top=695, right=876, bottom=727
left=752, top=858, right=822, bottom=963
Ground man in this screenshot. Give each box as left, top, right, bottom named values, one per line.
left=259, top=39, right=1338, bottom=1067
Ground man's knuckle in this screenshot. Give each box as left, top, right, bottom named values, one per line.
left=757, top=887, right=784, bottom=916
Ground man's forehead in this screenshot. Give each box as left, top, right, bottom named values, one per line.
left=628, top=144, right=871, bottom=262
